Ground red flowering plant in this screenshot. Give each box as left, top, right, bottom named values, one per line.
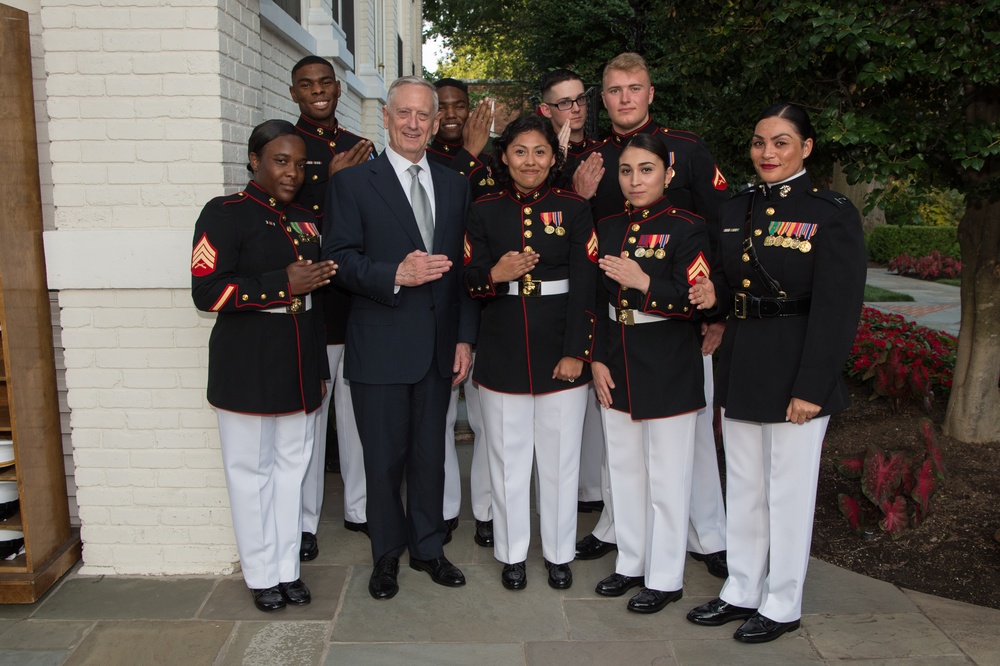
left=837, top=420, right=946, bottom=539
left=846, top=306, right=957, bottom=412
left=888, top=251, right=962, bottom=280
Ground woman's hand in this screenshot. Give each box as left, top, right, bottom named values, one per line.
left=591, top=362, right=615, bottom=408
left=552, top=357, right=583, bottom=383
left=689, top=275, right=716, bottom=310
left=490, top=250, right=539, bottom=283
left=287, top=259, right=337, bottom=295
left=786, top=397, right=821, bottom=425
left=598, top=253, right=650, bottom=293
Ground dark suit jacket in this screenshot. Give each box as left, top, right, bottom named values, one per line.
left=322, top=151, right=478, bottom=384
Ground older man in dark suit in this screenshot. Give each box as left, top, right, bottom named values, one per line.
left=323, top=76, right=477, bottom=600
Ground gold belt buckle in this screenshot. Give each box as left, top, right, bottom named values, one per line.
left=733, top=292, right=748, bottom=319
left=519, top=277, right=539, bottom=297
left=287, top=297, right=303, bottom=314
left=617, top=308, right=635, bottom=326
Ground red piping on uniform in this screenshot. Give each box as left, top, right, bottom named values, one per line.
left=292, top=315, right=307, bottom=411
left=521, top=295, right=533, bottom=394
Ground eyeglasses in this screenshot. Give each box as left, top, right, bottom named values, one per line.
left=545, top=93, right=588, bottom=111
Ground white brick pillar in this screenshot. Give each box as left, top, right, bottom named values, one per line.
left=40, top=0, right=264, bottom=575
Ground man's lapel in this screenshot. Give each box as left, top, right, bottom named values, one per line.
left=369, top=153, right=424, bottom=250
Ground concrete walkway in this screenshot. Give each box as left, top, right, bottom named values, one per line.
left=864, top=267, right=962, bottom=335
left=2, top=443, right=998, bottom=666
left=0, top=270, right=984, bottom=666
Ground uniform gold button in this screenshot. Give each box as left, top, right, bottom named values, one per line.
left=588, top=334, right=592, bottom=339
left=667, top=303, right=674, bottom=310
left=241, top=294, right=249, bottom=301
left=631, top=224, right=640, bottom=232
left=298, top=255, right=303, bottom=260
left=584, top=350, right=589, bottom=355
left=590, top=318, right=595, bottom=323
left=742, top=253, right=750, bottom=262
left=623, top=251, right=629, bottom=258
left=683, top=306, right=689, bottom=312
left=260, top=293, right=267, bottom=299
left=524, top=219, right=532, bottom=226
left=279, top=291, right=286, bottom=297
left=317, top=128, right=324, bottom=135
left=286, top=226, right=292, bottom=232
left=651, top=301, right=657, bottom=307
left=524, top=207, right=532, bottom=214
left=628, top=236, right=636, bottom=244
left=642, top=210, right=649, bottom=218
left=621, top=299, right=628, bottom=307
left=329, top=141, right=335, bottom=148
left=294, top=239, right=300, bottom=245
left=312, top=175, right=319, bottom=181
left=754, top=229, right=762, bottom=236
left=533, top=192, right=539, bottom=199
left=313, top=205, right=319, bottom=210
left=765, top=207, right=775, bottom=215
left=742, top=278, right=751, bottom=288
left=670, top=209, right=677, bottom=213
left=469, top=161, right=475, bottom=167
left=523, top=245, right=533, bottom=252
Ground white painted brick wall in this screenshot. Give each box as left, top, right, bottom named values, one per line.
left=35, top=0, right=420, bottom=576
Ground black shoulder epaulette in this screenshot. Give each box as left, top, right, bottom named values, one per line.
left=807, top=188, right=851, bottom=207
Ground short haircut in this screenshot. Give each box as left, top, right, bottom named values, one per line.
left=246, top=119, right=300, bottom=174
left=386, top=76, right=440, bottom=115
left=602, top=52, right=650, bottom=83
left=434, top=77, right=469, bottom=96
left=291, top=55, right=334, bottom=82
left=539, top=69, right=583, bottom=98
left=490, top=114, right=565, bottom=190
left=757, top=102, right=817, bottom=143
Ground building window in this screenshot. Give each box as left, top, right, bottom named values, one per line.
left=273, top=0, right=300, bottom=23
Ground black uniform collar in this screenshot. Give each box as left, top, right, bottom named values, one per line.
left=296, top=115, right=341, bottom=140
left=759, top=171, right=811, bottom=200
left=610, top=118, right=658, bottom=148
left=429, top=136, right=464, bottom=154
left=626, top=193, right=672, bottom=223
left=508, top=182, right=549, bottom=203
left=243, top=180, right=289, bottom=212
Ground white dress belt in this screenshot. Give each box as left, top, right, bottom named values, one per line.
left=260, top=293, right=312, bottom=314
left=505, top=278, right=570, bottom=297
left=608, top=302, right=668, bottom=325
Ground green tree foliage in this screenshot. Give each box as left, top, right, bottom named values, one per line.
left=426, top=0, right=1000, bottom=442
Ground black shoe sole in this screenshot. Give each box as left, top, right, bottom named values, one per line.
left=368, top=585, right=398, bottom=601
left=687, top=611, right=755, bottom=626
left=409, top=561, right=466, bottom=587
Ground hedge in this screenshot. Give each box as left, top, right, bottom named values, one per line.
left=866, top=225, right=960, bottom=263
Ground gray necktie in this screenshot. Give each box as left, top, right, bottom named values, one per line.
left=408, top=164, right=434, bottom=250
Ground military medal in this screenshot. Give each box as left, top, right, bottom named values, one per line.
left=799, top=240, right=812, bottom=253
left=540, top=211, right=565, bottom=237
left=545, top=225, right=555, bottom=234
left=798, top=222, right=817, bottom=252
left=556, top=226, right=566, bottom=236
left=763, top=236, right=774, bottom=247
left=635, top=247, right=646, bottom=258
left=781, top=236, right=793, bottom=248
left=654, top=248, right=666, bottom=259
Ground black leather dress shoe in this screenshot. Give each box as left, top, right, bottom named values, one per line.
left=443, top=517, right=459, bottom=545
left=277, top=578, right=311, bottom=605
left=501, top=561, right=526, bottom=590
left=544, top=560, right=573, bottom=589
left=409, top=555, right=466, bottom=587
left=577, top=500, right=604, bottom=513
left=344, top=520, right=370, bottom=537
left=595, top=572, right=644, bottom=597
left=299, top=532, right=319, bottom=561
left=734, top=613, right=801, bottom=643
left=626, top=587, right=683, bottom=614
left=474, top=519, right=494, bottom=547
left=686, top=597, right=756, bottom=626
left=690, top=550, right=728, bottom=579
left=368, top=555, right=400, bottom=600
left=575, top=534, right=617, bottom=560
left=250, top=586, right=286, bottom=612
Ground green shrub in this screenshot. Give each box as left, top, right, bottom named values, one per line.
left=866, top=226, right=960, bottom=263
left=918, top=188, right=966, bottom=227
left=872, top=177, right=965, bottom=227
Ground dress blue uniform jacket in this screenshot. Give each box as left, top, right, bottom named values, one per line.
left=594, top=196, right=709, bottom=420
left=191, top=181, right=328, bottom=414
left=711, top=173, right=866, bottom=423
left=464, top=184, right=597, bottom=394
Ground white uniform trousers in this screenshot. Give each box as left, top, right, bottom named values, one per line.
left=481, top=385, right=587, bottom=565
left=687, top=354, right=727, bottom=554
left=577, top=386, right=604, bottom=502
left=718, top=410, right=829, bottom=623
left=217, top=408, right=314, bottom=589
left=444, top=352, right=491, bottom=521
left=305, top=345, right=366, bottom=531
left=602, top=408, right=696, bottom=591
